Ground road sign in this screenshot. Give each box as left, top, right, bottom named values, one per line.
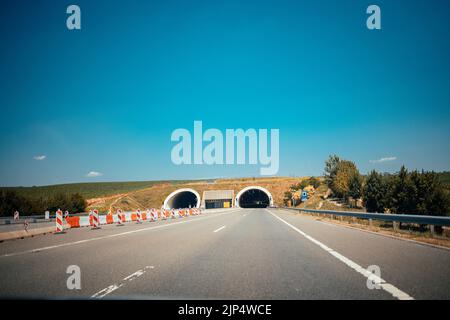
left=45, top=211, right=50, bottom=220
left=14, top=211, right=19, bottom=221
left=301, top=191, right=308, bottom=202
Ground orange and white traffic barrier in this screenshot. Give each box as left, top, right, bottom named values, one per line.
left=92, top=209, right=100, bottom=229
left=116, top=209, right=124, bottom=226
left=136, top=209, right=142, bottom=223
left=56, top=209, right=63, bottom=233
left=65, top=206, right=207, bottom=229
left=150, top=209, right=157, bottom=221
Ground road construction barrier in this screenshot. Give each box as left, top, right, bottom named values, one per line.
left=136, top=209, right=142, bottom=223
left=62, top=206, right=217, bottom=230
left=116, top=209, right=124, bottom=226
left=150, top=209, right=157, bottom=221
left=55, top=209, right=63, bottom=233
left=91, top=210, right=100, bottom=229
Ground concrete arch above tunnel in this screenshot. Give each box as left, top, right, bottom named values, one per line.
left=235, top=186, right=273, bottom=208
left=163, top=188, right=201, bottom=209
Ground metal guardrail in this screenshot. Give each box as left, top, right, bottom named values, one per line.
left=281, top=207, right=450, bottom=227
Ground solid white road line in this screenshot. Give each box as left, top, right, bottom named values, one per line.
left=0, top=209, right=240, bottom=259
left=213, top=225, right=226, bottom=233
left=92, top=266, right=154, bottom=298
left=266, top=209, right=414, bottom=300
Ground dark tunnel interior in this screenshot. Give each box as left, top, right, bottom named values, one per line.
left=167, top=191, right=198, bottom=209
left=238, top=189, right=270, bottom=208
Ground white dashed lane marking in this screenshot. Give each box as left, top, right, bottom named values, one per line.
left=91, top=266, right=155, bottom=299
left=213, top=226, right=226, bottom=233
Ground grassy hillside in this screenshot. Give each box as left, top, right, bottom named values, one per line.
left=0, top=180, right=197, bottom=200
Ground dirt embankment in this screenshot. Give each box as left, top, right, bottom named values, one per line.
left=86, top=177, right=309, bottom=212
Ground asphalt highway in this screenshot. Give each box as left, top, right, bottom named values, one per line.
left=0, top=208, right=449, bottom=299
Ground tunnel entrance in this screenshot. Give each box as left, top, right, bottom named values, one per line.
left=163, top=188, right=201, bottom=209
left=239, top=189, right=270, bottom=208
left=235, top=186, right=273, bottom=208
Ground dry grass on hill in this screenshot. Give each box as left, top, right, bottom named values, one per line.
left=87, top=177, right=310, bottom=212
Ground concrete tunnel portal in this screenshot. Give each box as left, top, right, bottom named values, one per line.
left=163, top=188, right=201, bottom=209
left=164, top=186, right=273, bottom=209
left=235, top=186, right=273, bottom=208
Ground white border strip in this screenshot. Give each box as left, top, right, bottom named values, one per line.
left=266, top=209, right=414, bottom=300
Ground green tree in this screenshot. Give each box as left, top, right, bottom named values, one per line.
left=363, top=170, right=386, bottom=213
left=308, top=177, right=321, bottom=189
left=283, top=191, right=293, bottom=206
left=388, top=166, right=417, bottom=214
left=70, top=193, right=86, bottom=213
left=419, top=171, right=448, bottom=216
left=324, top=155, right=341, bottom=189
left=348, top=172, right=363, bottom=207
left=333, top=160, right=359, bottom=200
left=49, top=193, right=71, bottom=213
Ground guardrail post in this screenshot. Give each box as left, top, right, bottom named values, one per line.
left=393, top=221, right=399, bottom=231
left=430, top=225, right=436, bottom=236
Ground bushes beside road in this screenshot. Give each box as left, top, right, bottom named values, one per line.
left=0, top=191, right=87, bottom=217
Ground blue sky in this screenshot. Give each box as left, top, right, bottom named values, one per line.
left=0, top=0, right=449, bottom=186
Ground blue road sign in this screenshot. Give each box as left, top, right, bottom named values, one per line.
left=301, top=191, right=308, bottom=202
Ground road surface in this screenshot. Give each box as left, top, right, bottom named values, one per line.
left=0, top=208, right=449, bottom=299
